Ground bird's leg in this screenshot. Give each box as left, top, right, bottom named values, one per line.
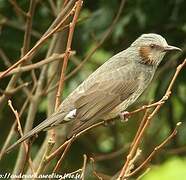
left=119, top=111, right=131, bottom=122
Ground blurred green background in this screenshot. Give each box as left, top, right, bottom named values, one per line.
left=0, top=0, right=186, bottom=179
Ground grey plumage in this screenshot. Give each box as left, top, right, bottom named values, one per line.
left=5, top=33, right=181, bottom=153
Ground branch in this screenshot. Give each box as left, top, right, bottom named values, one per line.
left=0, top=48, right=11, bottom=67
left=55, top=0, right=83, bottom=108
left=34, top=138, right=55, bottom=179
left=41, top=0, right=126, bottom=97
left=9, top=0, right=27, bottom=17
left=52, top=137, right=75, bottom=172
left=0, top=82, right=29, bottom=96
left=65, top=0, right=126, bottom=80
left=1, top=18, right=41, bottom=38
left=0, top=93, right=30, bottom=160
left=90, top=157, right=104, bottom=180
left=12, top=0, right=38, bottom=174
left=40, top=58, right=185, bottom=173
left=120, top=58, right=186, bottom=119
left=0, top=0, right=77, bottom=79
left=8, top=100, right=35, bottom=174
left=49, top=0, right=83, bottom=171
left=32, top=0, right=82, bottom=174
left=0, top=52, right=75, bottom=77
left=125, top=122, right=182, bottom=178
left=81, top=154, right=88, bottom=180
left=117, top=58, right=186, bottom=179
left=21, top=0, right=37, bottom=56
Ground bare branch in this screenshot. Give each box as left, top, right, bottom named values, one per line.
left=9, top=0, right=27, bottom=17
left=81, top=154, right=88, bottom=180
left=116, top=58, right=186, bottom=179
left=34, top=138, right=55, bottom=178
left=125, top=122, right=182, bottom=178
left=0, top=1, right=78, bottom=79
left=1, top=52, right=75, bottom=77
left=52, top=137, right=75, bottom=172
left=8, top=100, right=35, bottom=174
left=55, top=0, right=83, bottom=108
left=65, top=0, right=126, bottom=80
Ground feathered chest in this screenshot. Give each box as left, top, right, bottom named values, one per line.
left=103, top=68, right=155, bottom=120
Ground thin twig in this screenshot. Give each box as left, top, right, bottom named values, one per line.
left=45, top=121, right=104, bottom=162
left=166, top=145, right=186, bottom=155
left=12, top=0, right=38, bottom=175
left=0, top=52, right=75, bottom=77
left=42, top=0, right=126, bottom=97
left=0, top=82, right=29, bottom=96
left=0, top=1, right=77, bottom=79
left=124, top=101, right=164, bottom=117
left=52, top=136, right=75, bottom=173
left=81, top=154, right=88, bottom=180
left=9, top=0, right=27, bottom=17
left=32, top=1, right=80, bottom=173
left=48, top=0, right=57, bottom=16
left=8, top=100, right=35, bottom=174
left=34, top=138, right=55, bottom=179
left=0, top=48, right=11, bottom=67
left=90, top=157, right=103, bottom=180
left=130, top=109, right=149, bottom=148
left=45, top=117, right=116, bottom=163
left=55, top=0, right=83, bottom=108
left=0, top=88, right=32, bottom=160
left=65, top=0, right=126, bottom=80
left=45, top=139, right=71, bottom=162
left=21, top=0, right=37, bottom=56
left=136, top=168, right=151, bottom=180
left=93, top=147, right=125, bottom=162
left=125, top=122, right=182, bottom=178
left=46, top=1, right=83, bottom=172
left=117, top=59, right=186, bottom=179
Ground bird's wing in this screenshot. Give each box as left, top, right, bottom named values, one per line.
left=68, top=70, right=140, bottom=137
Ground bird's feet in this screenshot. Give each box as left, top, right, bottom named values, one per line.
left=119, top=111, right=131, bottom=122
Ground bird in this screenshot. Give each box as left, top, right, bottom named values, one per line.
left=5, top=33, right=181, bottom=153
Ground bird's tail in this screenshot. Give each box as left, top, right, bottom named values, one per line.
left=5, top=112, right=66, bottom=154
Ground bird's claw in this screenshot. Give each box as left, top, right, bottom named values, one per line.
left=119, top=111, right=131, bottom=122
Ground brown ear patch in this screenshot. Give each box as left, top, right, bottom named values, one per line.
left=139, top=46, right=153, bottom=65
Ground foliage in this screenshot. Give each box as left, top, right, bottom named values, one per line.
left=142, top=157, right=186, bottom=180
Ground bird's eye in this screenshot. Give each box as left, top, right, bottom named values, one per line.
left=150, top=44, right=155, bottom=48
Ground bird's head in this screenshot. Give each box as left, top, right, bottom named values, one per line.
left=131, top=33, right=182, bottom=66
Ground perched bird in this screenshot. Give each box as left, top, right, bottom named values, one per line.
left=6, top=33, right=181, bottom=153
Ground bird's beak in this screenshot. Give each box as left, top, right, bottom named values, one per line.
left=163, top=45, right=182, bottom=52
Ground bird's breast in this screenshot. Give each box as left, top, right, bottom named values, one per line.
left=103, top=69, right=154, bottom=120
left=102, top=87, right=144, bottom=120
